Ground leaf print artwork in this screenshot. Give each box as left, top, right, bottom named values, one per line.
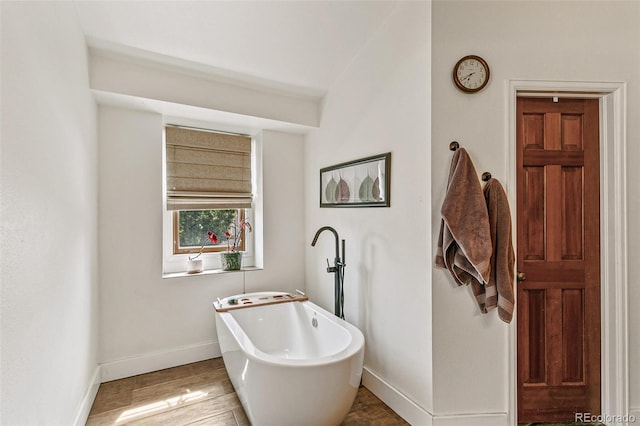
left=325, top=177, right=338, bottom=203
left=319, top=152, right=389, bottom=207
left=359, top=175, right=374, bottom=202
left=336, top=178, right=350, bottom=202
left=372, top=177, right=381, bottom=201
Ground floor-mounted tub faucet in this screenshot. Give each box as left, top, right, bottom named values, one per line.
left=311, top=226, right=345, bottom=319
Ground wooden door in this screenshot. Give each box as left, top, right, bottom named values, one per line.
left=516, top=97, right=601, bottom=422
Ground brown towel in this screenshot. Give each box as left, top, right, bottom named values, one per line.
left=471, top=178, right=515, bottom=323
left=435, top=148, right=492, bottom=286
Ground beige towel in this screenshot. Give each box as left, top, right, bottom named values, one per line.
left=435, top=148, right=492, bottom=286
left=471, top=178, right=515, bottom=323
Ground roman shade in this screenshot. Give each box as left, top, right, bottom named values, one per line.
left=165, top=126, right=252, bottom=210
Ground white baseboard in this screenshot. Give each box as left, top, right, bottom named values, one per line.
left=432, top=412, right=508, bottom=426
left=100, top=341, right=221, bottom=382
left=73, top=365, right=101, bottom=426
left=362, top=367, right=433, bottom=425
left=362, top=367, right=509, bottom=426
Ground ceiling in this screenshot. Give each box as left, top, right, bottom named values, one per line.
left=74, top=1, right=398, bottom=97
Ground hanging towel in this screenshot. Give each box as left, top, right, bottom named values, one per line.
left=471, top=178, right=515, bottom=323
left=435, top=148, right=492, bottom=286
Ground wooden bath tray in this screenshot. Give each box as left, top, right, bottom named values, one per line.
left=214, top=293, right=308, bottom=312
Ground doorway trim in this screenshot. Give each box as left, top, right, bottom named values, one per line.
left=506, top=80, right=628, bottom=426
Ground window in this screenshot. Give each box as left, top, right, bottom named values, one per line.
left=163, top=125, right=255, bottom=275
left=173, top=209, right=246, bottom=254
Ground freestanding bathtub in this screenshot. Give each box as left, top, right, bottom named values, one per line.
left=214, top=292, right=364, bottom=426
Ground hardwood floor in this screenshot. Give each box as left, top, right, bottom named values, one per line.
left=87, top=358, right=408, bottom=425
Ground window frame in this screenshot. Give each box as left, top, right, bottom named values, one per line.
left=172, top=209, right=247, bottom=255
left=162, top=207, right=255, bottom=274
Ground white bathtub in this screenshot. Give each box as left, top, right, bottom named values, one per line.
left=214, top=292, right=364, bottom=426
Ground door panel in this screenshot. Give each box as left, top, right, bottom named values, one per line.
left=525, top=289, right=546, bottom=384
left=524, top=167, right=545, bottom=260
left=562, top=167, right=584, bottom=260
left=562, top=289, right=584, bottom=383
left=516, top=97, right=600, bottom=423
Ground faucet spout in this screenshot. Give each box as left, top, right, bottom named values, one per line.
left=311, top=226, right=340, bottom=261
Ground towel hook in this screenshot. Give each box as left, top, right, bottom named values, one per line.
left=449, top=141, right=459, bottom=151
left=482, top=172, right=492, bottom=182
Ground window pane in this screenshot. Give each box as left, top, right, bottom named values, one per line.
left=178, top=209, right=239, bottom=249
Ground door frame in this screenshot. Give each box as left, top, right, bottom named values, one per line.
left=506, top=80, right=629, bottom=426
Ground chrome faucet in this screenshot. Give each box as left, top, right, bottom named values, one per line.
left=311, top=226, right=346, bottom=319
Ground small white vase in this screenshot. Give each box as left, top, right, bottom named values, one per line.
left=187, top=258, right=203, bottom=274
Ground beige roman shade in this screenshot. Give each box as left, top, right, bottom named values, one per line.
left=165, top=126, right=252, bottom=210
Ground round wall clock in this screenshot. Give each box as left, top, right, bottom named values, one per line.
left=453, top=55, right=490, bottom=93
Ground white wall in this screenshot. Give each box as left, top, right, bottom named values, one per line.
left=97, top=106, right=305, bottom=378
left=432, top=0, right=640, bottom=421
left=0, top=2, right=99, bottom=424
left=304, top=1, right=432, bottom=421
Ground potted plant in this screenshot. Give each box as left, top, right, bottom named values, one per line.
left=221, top=218, right=252, bottom=271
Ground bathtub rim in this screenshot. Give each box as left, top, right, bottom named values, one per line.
left=214, top=291, right=364, bottom=368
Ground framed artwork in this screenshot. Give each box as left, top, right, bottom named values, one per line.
left=320, top=152, right=391, bottom=208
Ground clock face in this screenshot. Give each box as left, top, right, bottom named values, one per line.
left=453, top=55, right=490, bottom=93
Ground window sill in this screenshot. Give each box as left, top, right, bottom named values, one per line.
left=162, top=266, right=263, bottom=280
